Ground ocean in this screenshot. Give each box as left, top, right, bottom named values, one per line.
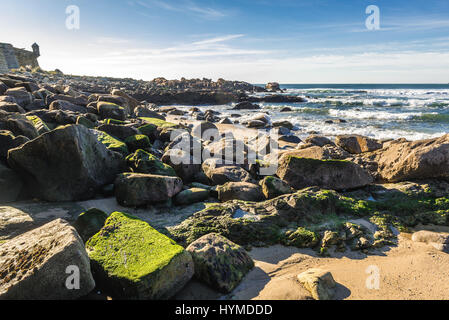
left=176, top=84, right=449, bottom=141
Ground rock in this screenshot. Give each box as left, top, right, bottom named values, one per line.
left=5, top=87, right=32, bottom=107
left=86, top=212, right=194, bottom=299
left=114, top=173, right=183, bottom=207
left=336, top=134, right=382, bottom=154
left=375, top=134, right=449, bottom=182
left=8, top=125, right=125, bottom=201
left=97, top=102, right=126, bottom=121
left=49, top=100, right=86, bottom=113
left=283, top=145, right=350, bottom=161
left=26, top=115, right=50, bottom=135
left=124, top=134, right=151, bottom=152
left=174, top=188, right=210, bottom=205
left=0, top=110, right=38, bottom=139
left=280, top=107, right=292, bottom=112
left=305, top=135, right=335, bottom=147
left=202, top=158, right=252, bottom=185
left=260, top=176, right=294, bottom=199
left=0, top=163, right=23, bottom=203
left=412, top=230, right=449, bottom=252
left=47, top=93, right=87, bottom=107
left=111, top=89, right=139, bottom=111
left=297, top=268, right=336, bottom=300
left=126, top=149, right=176, bottom=176
left=217, top=182, right=264, bottom=202
left=0, top=130, right=29, bottom=160
left=0, top=102, right=25, bottom=114
left=92, top=130, right=129, bottom=156
left=219, top=117, right=233, bottom=124
left=246, top=120, right=266, bottom=128
left=0, top=219, right=95, bottom=300
left=186, top=233, right=254, bottom=293
left=279, top=135, right=301, bottom=144
left=276, top=155, right=373, bottom=190
left=272, top=120, right=293, bottom=130
left=73, top=208, right=109, bottom=243
left=133, top=106, right=165, bottom=120
left=232, top=101, right=260, bottom=110
left=96, top=123, right=139, bottom=142
left=266, top=82, right=281, bottom=92
left=162, top=149, right=202, bottom=183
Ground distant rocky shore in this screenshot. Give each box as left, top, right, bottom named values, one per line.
left=0, top=68, right=448, bottom=300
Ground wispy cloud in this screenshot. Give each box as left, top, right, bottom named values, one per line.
left=192, top=34, right=244, bottom=45
left=135, top=0, right=229, bottom=20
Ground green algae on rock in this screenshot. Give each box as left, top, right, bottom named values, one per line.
left=186, top=233, right=254, bottom=293
left=126, top=149, right=176, bottom=176
left=124, top=134, right=151, bottom=152
left=86, top=212, right=194, bottom=299
left=93, top=130, right=129, bottom=156
left=26, top=115, right=50, bottom=135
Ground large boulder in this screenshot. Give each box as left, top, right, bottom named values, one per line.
left=375, top=134, right=449, bottom=182
left=411, top=230, right=449, bottom=252
left=276, top=155, right=373, bottom=190
left=232, top=101, right=260, bottom=110
left=86, top=212, right=194, bottom=299
left=186, top=233, right=254, bottom=293
left=217, top=182, right=264, bottom=202
left=114, top=173, right=183, bottom=207
left=133, top=106, right=165, bottom=120
left=336, top=134, right=382, bottom=154
left=7, top=125, right=125, bottom=201
left=0, top=219, right=95, bottom=300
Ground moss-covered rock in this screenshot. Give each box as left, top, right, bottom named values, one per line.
left=282, top=227, right=319, bottom=248
left=126, top=149, right=176, bottom=176
left=124, top=134, right=151, bottom=152
left=93, top=130, right=129, bottom=156
left=73, top=208, right=108, bottom=242
left=26, top=115, right=50, bottom=135
left=139, top=117, right=177, bottom=129
left=86, top=212, right=194, bottom=299
left=76, top=116, right=96, bottom=129
left=186, top=233, right=254, bottom=293
left=260, top=176, right=294, bottom=199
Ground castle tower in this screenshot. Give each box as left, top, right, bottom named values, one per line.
left=32, top=43, right=40, bottom=57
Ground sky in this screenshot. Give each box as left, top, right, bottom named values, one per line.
left=1, top=0, right=449, bottom=83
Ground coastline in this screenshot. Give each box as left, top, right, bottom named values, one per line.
left=1, top=69, right=449, bottom=300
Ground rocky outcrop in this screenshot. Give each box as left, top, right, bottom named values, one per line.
left=7, top=124, right=124, bottom=201
left=276, top=155, right=373, bottom=190
left=86, top=212, right=193, bottom=299
left=0, top=219, right=95, bottom=300
left=374, top=134, right=449, bottom=182
left=114, top=173, right=183, bottom=206
left=186, top=233, right=254, bottom=293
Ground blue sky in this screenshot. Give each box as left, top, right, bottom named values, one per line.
left=1, top=0, right=449, bottom=83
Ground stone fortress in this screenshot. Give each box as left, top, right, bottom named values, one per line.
left=0, top=42, right=40, bottom=73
